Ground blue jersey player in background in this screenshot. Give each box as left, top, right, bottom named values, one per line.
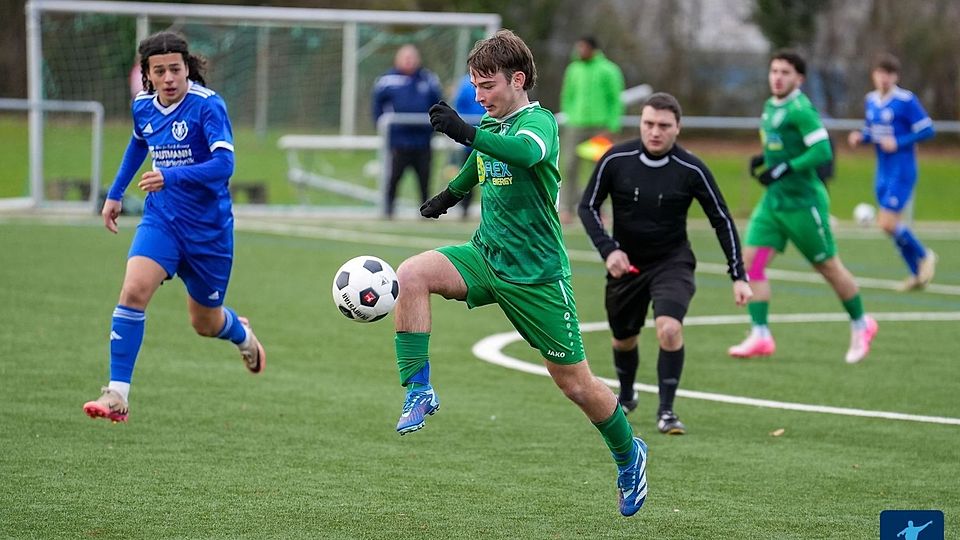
left=848, top=53, right=936, bottom=291
left=83, top=32, right=266, bottom=423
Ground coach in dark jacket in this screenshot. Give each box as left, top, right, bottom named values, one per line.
left=372, top=44, right=443, bottom=218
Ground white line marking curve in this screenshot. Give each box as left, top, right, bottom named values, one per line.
left=472, top=312, right=960, bottom=426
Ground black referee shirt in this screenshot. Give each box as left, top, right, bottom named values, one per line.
left=578, top=140, right=746, bottom=281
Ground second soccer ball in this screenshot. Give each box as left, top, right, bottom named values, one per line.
left=853, top=203, right=876, bottom=227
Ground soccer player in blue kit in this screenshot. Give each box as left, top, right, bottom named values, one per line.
left=83, top=32, right=265, bottom=423
left=848, top=53, right=936, bottom=291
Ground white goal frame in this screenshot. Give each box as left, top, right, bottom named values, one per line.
left=23, top=0, right=501, bottom=212
left=0, top=98, right=104, bottom=211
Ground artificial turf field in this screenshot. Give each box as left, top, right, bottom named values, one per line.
left=0, top=215, right=957, bottom=539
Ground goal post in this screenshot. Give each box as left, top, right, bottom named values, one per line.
left=0, top=98, right=104, bottom=211
left=22, top=0, right=500, bottom=213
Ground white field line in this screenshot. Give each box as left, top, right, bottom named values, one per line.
left=232, top=220, right=960, bottom=296
left=6, top=217, right=958, bottom=423
left=6, top=216, right=960, bottom=295
left=472, top=312, right=960, bottom=426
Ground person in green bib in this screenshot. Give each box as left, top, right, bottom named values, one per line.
left=392, top=29, right=647, bottom=517
left=728, top=49, right=878, bottom=364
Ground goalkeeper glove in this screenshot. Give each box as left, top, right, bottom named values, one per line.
left=757, top=162, right=792, bottom=186
left=429, top=101, right=476, bottom=145
left=420, top=188, right=464, bottom=219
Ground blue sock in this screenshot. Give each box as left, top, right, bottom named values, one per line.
left=109, top=305, right=146, bottom=383
left=406, top=361, right=431, bottom=392
left=893, top=224, right=926, bottom=275
left=216, top=306, right=248, bottom=345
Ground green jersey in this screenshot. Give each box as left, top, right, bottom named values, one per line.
left=447, top=102, right=570, bottom=284
left=759, top=89, right=833, bottom=211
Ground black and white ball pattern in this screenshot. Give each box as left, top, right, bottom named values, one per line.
left=332, top=256, right=399, bottom=322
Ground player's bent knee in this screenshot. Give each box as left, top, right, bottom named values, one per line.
left=118, top=284, right=152, bottom=309
left=656, top=321, right=683, bottom=349
left=880, top=220, right=898, bottom=235
left=547, top=365, right=592, bottom=405
left=395, top=257, right=430, bottom=291
left=612, top=336, right=638, bottom=351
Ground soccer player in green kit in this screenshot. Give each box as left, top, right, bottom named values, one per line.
left=392, top=29, right=647, bottom=517
left=728, top=49, right=878, bottom=364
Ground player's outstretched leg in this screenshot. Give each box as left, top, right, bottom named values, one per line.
left=396, top=385, right=439, bottom=435
left=845, top=315, right=878, bottom=364
left=616, top=436, right=649, bottom=517
left=237, top=316, right=266, bottom=374
left=83, top=387, right=129, bottom=423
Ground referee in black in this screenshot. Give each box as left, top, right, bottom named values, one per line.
left=578, top=92, right=752, bottom=434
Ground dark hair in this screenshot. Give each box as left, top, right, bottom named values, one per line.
left=643, top=92, right=682, bottom=123
left=138, top=31, right=207, bottom=93
left=467, top=29, right=537, bottom=91
left=578, top=36, right=598, bottom=49
left=770, top=48, right=806, bottom=76
left=873, top=52, right=901, bottom=74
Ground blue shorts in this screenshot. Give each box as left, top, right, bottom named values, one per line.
left=128, top=216, right=233, bottom=307
left=875, top=168, right=917, bottom=212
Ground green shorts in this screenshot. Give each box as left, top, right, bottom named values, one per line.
left=745, top=194, right=836, bottom=264
left=437, top=242, right=586, bottom=364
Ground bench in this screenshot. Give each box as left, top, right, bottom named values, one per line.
left=46, top=178, right=92, bottom=201
left=230, top=181, right=268, bottom=204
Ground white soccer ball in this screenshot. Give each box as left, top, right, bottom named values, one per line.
left=332, top=255, right=399, bottom=323
left=853, top=203, right=876, bottom=227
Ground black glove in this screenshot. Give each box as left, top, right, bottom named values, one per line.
left=757, top=162, right=792, bottom=186
left=420, top=188, right=464, bottom=219
left=748, top=154, right=765, bottom=177
left=429, top=101, right=476, bottom=145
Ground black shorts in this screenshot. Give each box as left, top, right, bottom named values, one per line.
left=605, top=247, right=697, bottom=340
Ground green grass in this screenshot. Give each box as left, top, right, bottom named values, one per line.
left=2, top=116, right=960, bottom=221
left=1, top=216, right=958, bottom=539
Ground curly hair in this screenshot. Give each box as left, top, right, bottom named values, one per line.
left=138, top=31, right=207, bottom=93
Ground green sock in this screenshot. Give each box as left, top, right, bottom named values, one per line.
left=594, top=406, right=635, bottom=466
left=395, top=332, right=430, bottom=386
left=842, top=294, right=865, bottom=320
left=748, top=301, right=769, bottom=326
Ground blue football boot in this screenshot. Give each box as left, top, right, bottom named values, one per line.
left=617, top=437, right=648, bottom=516
left=396, top=386, right=439, bottom=435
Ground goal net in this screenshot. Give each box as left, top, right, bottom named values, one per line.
left=23, top=0, right=499, bottom=214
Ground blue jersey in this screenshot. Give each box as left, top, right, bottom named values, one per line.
left=860, top=86, right=934, bottom=184
left=453, top=74, right=486, bottom=118
left=109, top=81, right=235, bottom=243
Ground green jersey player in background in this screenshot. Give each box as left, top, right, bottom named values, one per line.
left=728, top=49, right=878, bottom=364
left=392, top=29, right=647, bottom=517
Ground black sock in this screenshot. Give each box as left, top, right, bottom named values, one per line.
left=657, top=347, right=684, bottom=413
left=613, top=347, right=639, bottom=402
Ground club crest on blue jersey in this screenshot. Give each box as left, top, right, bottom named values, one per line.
left=172, top=121, right=189, bottom=141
